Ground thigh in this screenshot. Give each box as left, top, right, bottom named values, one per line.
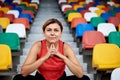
left=66, top=75, right=90, bottom=80
left=13, top=74, right=35, bottom=80
left=35, top=72, right=45, bottom=80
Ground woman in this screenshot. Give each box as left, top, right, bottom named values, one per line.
left=13, top=18, right=90, bottom=80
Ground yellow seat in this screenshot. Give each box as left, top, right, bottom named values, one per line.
left=0, top=18, right=10, bottom=29
left=68, top=12, right=82, bottom=22
left=0, top=44, right=12, bottom=70
left=0, top=7, right=9, bottom=13
left=118, top=24, right=120, bottom=31
left=95, top=9, right=105, bottom=17
left=92, top=43, right=120, bottom=70
left=67, top=0, right=78, bottom=3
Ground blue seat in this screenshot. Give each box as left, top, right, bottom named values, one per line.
left=19, top=13, right=33, bottom=23
left=101, top=12, right=113, bottom=21
left=12, top=6, right=23, bottom=14
left=75, top=23, right=95, bottom=38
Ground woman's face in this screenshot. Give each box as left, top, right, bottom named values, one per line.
left=43, top=23, right=62, bottom=43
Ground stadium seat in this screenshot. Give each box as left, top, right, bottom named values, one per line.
left=92, top=43, right=120, bottom=80
left=22, top=10, right=35, bottom=19
left=19, top=13, right=33, bottom=23
left=75, top=23, right=94, bottom=44
left=0, top=33, right=20, bottom=51
left=0, top=7, right=9, bottom=13
left=7, top=10, right=19, bottom=18
left=5, top=24, right=26, bottom=39
left=0, top=10, right=4, bottom=17
left=94, top=9, right=105, bottom=17
left=111, top=67, right=120, bottom=80
left=101, top=12, right=113, bottom=21
left=81, top=31, right=106, bottom=54
left=90, top=17, right=105, bottom=28
left=108, top=31, right=120, bottom=47
left=0, top=17, right=10, bottom=29
left=88, top=6, right=99, bottom=12
left=71, top=17, right=87, bottom=29
left=97, top=23, right=117, bottom=37
left=68, top=12, right=82, bottom=22
left=84, top=12, right=98, bottom=22
left=13, top=18, right=30, bottom=30
left=0, top=44, right=12, bottom=70
left=65, top=10, right=76, bottom=18
left=29, top=3, right=38, bottom=10
left=108, top=16, right=120, bottom=27
left=58, top=0, right=67, bottom=5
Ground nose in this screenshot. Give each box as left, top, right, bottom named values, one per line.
left=51, top=31, right=54, bottom=35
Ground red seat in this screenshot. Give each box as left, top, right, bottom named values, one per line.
left=2, top=14, right=15, bottom=23
left=108, top=16, right=120, bottom=27
left=13, top=18, right=30, bottom=30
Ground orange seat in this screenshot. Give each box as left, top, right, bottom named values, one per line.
left=22, top=10, right=34, bottom=19
left=13, top=18, right=30, bottom=30
left=71, top=17, right=87, bottom=29
left=82, top=31, right=106, bottom=49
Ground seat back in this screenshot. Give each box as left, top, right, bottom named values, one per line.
left=90, top=17, right=105, bottom=28
left=97, top=23, right=117, bottom=37
left=68, top=12, right=82, bottom=22
left=0, top=17, right=10, bottom=29
left=19, top=13, right=32, bottom=23
left=71, top=17, right=87, bottom=29
left=75, top=23, right=94, bottom=37
left=108, top=31, right=120, bottom=47
left=108, top=16, right=120, bottom=27
left=92, top=43, right=120, bottom=70
left=0, top=33, right=20, bottom=50
left=82, top=31, right=106, bottom=49
left=2, top=14, right=15, bottom=23
left=0, top=44, right=12, bottom=70
left=22, top=10, right=34, bottom=19
left=111, top=68, right=120, bottom=80
left=7, top=10, right=19, bottom=18
left=5, top=24, right=26, bottom=38
left=13, top=18, right=30, bottom=29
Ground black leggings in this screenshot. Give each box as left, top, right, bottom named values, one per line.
left=13, top=72, right=90, bottom=80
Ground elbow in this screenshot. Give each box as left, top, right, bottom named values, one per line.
left=77, top=71, right=84, bottom=78
left=21, top=68, right=28, bottom=77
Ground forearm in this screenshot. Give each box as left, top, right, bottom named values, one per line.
left=21, top=57, right=46, bottom=76
left=63, top=56, right=84, bottom=78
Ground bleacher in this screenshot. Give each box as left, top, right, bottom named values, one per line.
left=0, top=0, right=120, bottom=80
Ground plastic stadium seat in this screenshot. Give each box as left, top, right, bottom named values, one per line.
left=29, top=3, right=38, bottom=10
left=94, top=9, right=105, bottom=17
left=108, top=10, right=117, bottom=16
left=108, top=16, right=120, bottom=27
left=111, top=68, right=120, bottom=80
left=31, top=0, right=40, bottom=4
left=61, top=4, right=72, bottom=12
left=115, top=12, right=120, bottom=18
left=19, top=13, right=32, bottom=23
left=108, top=31, right=120, bottom=47
left=0, top=17, right=10, bottom=29
left=2, top=14, right=15, bottom=23
left=84, top=12, right=98, bottom=22
left=0, top=44, right=12, bottom=70
left=58, top=0, right=67, bottom=5
left=76, top=7, right=86, bottom=13
left=68, top=12, right=82, bottom=22
left=90, top=17, right=105, bottom=28
left=101, top=12, right=113, bottom=21
left=5, top=24, right=26, bottom=39
left=71, top=17, right=87, bottom=29
left=13, top=18, right=30, bottom=30
left=22, top=10, right=34, bottom=19
left=88, top=6, right=99, bottom=12
left=63, top=7, right=73, bottom=14
left=0, top=33, right=20, bottom=50
left=7, top=10, right=19, bottom=18
left=92, top=43, right=120, bottom=80
left=24, top=7, right=37, bottom=15
left=12, top=6, right=23, bottom=14
left=75, top=23, right=94, bottom=38
left=82, top=31, right=106, bottom=49
left=97, top=23, right=117, bottom=37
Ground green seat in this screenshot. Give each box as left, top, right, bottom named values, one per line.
left=0, top=33, right=20, bottom=50
left=90, top=17, right=105, bottom=28
left=108, top=10, right=117, bottom=16
left=108, top=31, right=120, bottom=47
left=24, top=7, right=37, bottom=14
left=65, top=10, right=76, bottom=18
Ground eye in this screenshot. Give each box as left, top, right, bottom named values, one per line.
left=54, top=29, right=59, bottom=32
left=46, top=29, right=51, bottom=31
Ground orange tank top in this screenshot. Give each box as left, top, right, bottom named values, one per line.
left=37, top=39, right=65, bottom=80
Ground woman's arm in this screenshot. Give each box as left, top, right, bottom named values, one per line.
left=21, top=41, right=46, bottom=76
left=54, top=43, right=84, bottom=78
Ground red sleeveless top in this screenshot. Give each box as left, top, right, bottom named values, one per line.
left=37, top=39, right=65, bottom=80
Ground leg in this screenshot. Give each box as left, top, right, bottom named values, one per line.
left=13, top=74, right=35, bottom=80
left=66, top=75, right=90, bottom=80
left=35, top=72, right=45, bottom=80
